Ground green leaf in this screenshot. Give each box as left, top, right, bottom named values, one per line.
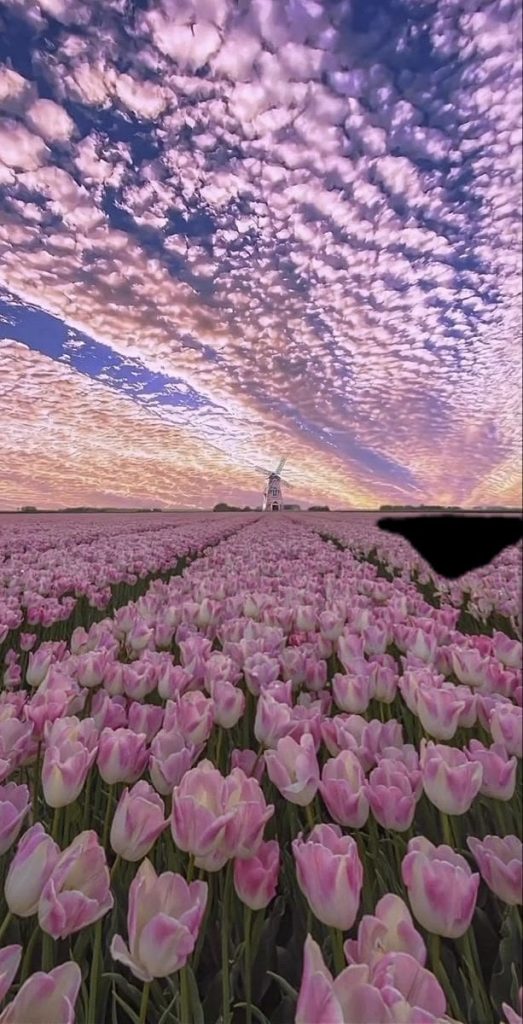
left=186, top=965, right=204, bottom=1024
left=157, top=991, right=179, bottom=1024
left=112, top=989, right=141, bottom=1024
left=266, top=970, right=298, bottom=1002
left=490, top=906, right=522, bottom=1016
left=233, top=1002, right=271, bottom=1024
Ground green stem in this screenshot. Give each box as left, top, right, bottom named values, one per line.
left=216, top=727, right=224, bottom=771
left=0, top=911, right=12, bottom=945
left=51, top=805, right=63, bottom=846
left=187, top=854, right=195, bottom=884
left=41, top=930, right=54, bottom=973
left=20, top=923, right=40, bottom=982
left=87, top=918, right=103, bottom=1023
left=102, top=788, right=114, bottom=850
left=459, top=927, right=493, bottom=1023
left=32, top=742, right=42, bottom=823
left=221, top=862, right=233, bottom=1024
left=440, top=811, right=454, bottom=849
left=192, top=873, right=212, bottom=975
left=179, top=966, right=191, bottom=1024
left=244, top=904, right=253, bottom=1024
left=110, top=854, right=121, bottom=884
left=330, top=927, right=345, bottom=975
left=304, top=801, right=315, bottom=831
left=82, top=767, right=94, bottom=832
left=139, top=980, right=150, bottom=1024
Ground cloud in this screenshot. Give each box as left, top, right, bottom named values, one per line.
left=0, top=0, right=521, bottom=510
left=25, top=98, right=76, bottom=143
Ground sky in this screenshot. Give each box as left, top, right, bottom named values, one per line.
left=0, top=0, right=521, bottom=511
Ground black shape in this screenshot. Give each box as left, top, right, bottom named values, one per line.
left=377, top=516, right=523, bottom=579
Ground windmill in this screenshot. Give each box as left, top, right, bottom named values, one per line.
left=254, top=457, right=291, bottom=511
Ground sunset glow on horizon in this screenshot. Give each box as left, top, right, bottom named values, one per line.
left=1, top=0, right=522, bottom=511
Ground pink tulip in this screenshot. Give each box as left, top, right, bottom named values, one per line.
left=110, top=780, right=168, bottom=862
left=127, top=702, right=164, bottom=742
left=320, top=714, right=368, bottom=758
left=149, top=727, right=199, bottom=795
left=368, top=662, right=398, bottom=703
left=365, top=760, right=420, bottom=832
left=254, top=692, right=292, bottom=748
left=296, top=935, right=443, bottom=1024
left=292, top=823, right=363, bottom=931
left=97, top=727, right=149, bottom=785
left=41, top=737, right=97, bottom=809
left=210, top=679, right=245, bottom=728
left=344, top=893, right=426, bottom=968
left=23, top=688, right=70, bottom=740
left=466, top=740, right=517, bottom=800
left=121, top=662, right=157, bottom=701
left=378, top=743, right=420, bottom=774
left=402, top=836, right=479, bottom=938
left=110, top=858, right=207, bottom=982
left=164, top=692, right=214, bottom=747
left=20, top=633, right=37, bottom=652
left=0, top=783, right=30, bottom=856
left=26, top=648, right=53, bottom=688
left=467, top=835, right=522, bottom=906
left=233, top=839, right=280, bottom=910
left=492, top=632, right=522, bottom=669
left=0, top=961, right=81, bottom=1024
left=451, top=647, right=492, bottom=687
left=222, top=768, right=274, bottom=860
left=265, top=733, right=320, bottom=807
left=5, top=823, right=60, bottom=917
left=405, top=628, right=438, bottom=663
left=488, top=703, right=522, bottom=758
left=360, top=719, right=403, bottom=772
left=102, top=662, right=126, bottom=697
left=157, top=664, right=191, bottom=701
left=243, top=653, right=280, bottom=695
left=74, top=650, right=111, bottom=689
left=295, top=934, right=347, bottom=1024
left=302, top=657, right=328, bottom=692
left=0, top=716, right=36, bottom=780
left=230, top=748, right=265, bottom=783
left=318, top=610, right=344, bottom=641
left=91, top=692, right=127, bottom=731
left=38, top=830, right=114, bottom=939
left=336, top=633, right=365, bottom=673
left=415, top=684, right=466, bottom=740
left=0, top=945, right=22, bottom=1003
left=171, top=760, right=236, bottom=872
left=319, top=750, right=369, bottom=828
left=125, top=619, right=153, bottom=653
left=332, top=672, right=373, bottom=714
left=420, top=740, right=483, bottom=815
left=371, top=951, right=446, bottom=1018
left=363, top=624, right=390, bottom=657
left=285, top=705, right=322, bottom=750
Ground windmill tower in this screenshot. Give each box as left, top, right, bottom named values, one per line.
left=254, top=458, right=290, bottom=511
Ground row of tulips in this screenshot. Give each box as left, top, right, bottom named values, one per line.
left=305, top=512, right=522, bottom=636
left=0, top=512, right=255, bottom=643
left=0, top=512, right=520, bottom=1023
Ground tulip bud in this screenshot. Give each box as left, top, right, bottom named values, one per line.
left=233, top=840, right=280, bottom=910
left=402, top=836, right=479, bottom=938
left=5, top=823, right=60, bottom=917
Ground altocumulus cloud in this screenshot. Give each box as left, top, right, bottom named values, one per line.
left=0, top=0, right=521, bottom=509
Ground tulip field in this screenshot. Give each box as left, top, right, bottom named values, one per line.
left=0, top=510, right=521, bottom=1024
